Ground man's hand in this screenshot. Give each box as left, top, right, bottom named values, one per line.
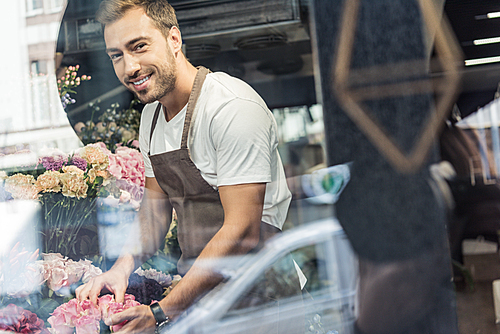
left=106, top=305, right=156, bottom=334
left=76, top=255, right=134, bottom=304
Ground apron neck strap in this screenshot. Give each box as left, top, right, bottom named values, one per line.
left=148, top=66, right=210, bottom=154
left=181, top=66, right=210, bottom=149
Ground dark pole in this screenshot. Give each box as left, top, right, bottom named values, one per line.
left=310, top=0, right=458, bottom=333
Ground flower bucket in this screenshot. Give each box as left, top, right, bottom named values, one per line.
left=40, top=193, right=99, bottom=260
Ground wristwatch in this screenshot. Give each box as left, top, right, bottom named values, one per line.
left=150, top=302, right=171, bottom=334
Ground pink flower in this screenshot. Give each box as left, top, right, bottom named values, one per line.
left=1, top=244, right=43, bottom=297
left=107, top=146, right=145, bottom=187
left=39, top=254, right=102, bottom=292
left=48, top=299, right=100, bottom=334
left=48, top=294, right=139, bottom=334
left=0, top=304, right=50, bottom=334
left=119, top=190, right=132, bottom=203
left=129, top=140, right=140, bottom=149
left=74, top=315, right=99, bottom=334
left=98, top=294, right=140, bottom=332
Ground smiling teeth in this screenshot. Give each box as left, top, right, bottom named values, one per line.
left=133, top=76, right=149, bottom=85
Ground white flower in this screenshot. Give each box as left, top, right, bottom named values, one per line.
left=134, top=268, right=172, bottom=287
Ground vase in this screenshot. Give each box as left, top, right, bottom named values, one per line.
left=40, top=193, right=99, bottom=260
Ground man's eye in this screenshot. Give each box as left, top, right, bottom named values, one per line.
left=109, top=54, right=122, bottom=61
left=135, top=43, right=146, bottom=51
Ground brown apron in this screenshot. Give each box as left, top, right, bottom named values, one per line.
left=148, top=67, right=303, bottom=333
left=148, top=67, right=279, bottom=275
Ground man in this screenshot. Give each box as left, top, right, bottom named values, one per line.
left=75, top=0, right=294, bottom=333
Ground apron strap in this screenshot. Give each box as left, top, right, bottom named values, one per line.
left=181, top=66, right=210, bottom=149
left=148, top=102, right=162, bottom=156
left=148, top=66, right=210, bottom=154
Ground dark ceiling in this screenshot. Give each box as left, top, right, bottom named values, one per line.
left=444, top=0, right=500, bottom=116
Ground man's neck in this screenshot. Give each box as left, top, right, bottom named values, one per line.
left=159, top=62, right=198, bottom=122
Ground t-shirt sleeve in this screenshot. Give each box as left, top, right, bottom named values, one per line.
left=210, top=98, right=277, bottom=186
left=139, top=105, right=155, bottom=178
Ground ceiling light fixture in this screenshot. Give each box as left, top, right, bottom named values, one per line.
left=473, top=36, right=500, bottom=45
left=465, top=56, right=500, bottom=66
left=487, top=11, right=500, bottom=19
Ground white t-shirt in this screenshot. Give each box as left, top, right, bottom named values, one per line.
left=139, top=71, right=292, bottom=229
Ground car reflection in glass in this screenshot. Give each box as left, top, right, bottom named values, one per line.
left=164, top=219, right=358, bottom=334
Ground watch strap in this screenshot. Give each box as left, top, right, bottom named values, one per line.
left=150, top=302, right=167, bottom=324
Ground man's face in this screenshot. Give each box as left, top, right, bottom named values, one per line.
left=104, top=8, right=177, bottom=104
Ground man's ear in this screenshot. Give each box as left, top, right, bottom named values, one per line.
left=169, top=26, right=183, bottom=55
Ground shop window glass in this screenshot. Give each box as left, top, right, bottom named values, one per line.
left=26, top=0, right=43, bottom=14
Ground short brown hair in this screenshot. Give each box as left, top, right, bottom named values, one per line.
left=96, top=0, right=179, bottom=37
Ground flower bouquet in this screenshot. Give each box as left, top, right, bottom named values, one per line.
left=57, top=65, right=91, bottom=109
left=4, top=144, right=121, bottom=259
left=0, top=244, right=180, bottom=334
left=74, top=99, right=143, bottom=152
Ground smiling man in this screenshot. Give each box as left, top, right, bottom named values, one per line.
left=75, top=1, right=296, bottom=333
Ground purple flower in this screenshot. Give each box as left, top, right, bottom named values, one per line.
left=70, top=156, right=88, bottom=171
left=116, top=179, right=144, bottom=202
left=40, top=156, right=66, bottom=171
left=126, top=273, right=163, bottom=305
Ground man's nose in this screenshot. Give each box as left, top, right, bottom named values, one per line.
left=124, top=55, right=140, bottom=77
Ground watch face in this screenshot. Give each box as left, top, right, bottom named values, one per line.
left=156, top=320, right=171, bottom=334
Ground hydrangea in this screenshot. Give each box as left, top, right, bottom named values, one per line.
left=109, top=146, right=145, bottom=187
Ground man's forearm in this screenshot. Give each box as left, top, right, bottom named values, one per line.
left=159, top=221, right=260, bottom=318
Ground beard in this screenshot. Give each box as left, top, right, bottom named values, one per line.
left=126, top=48, right=178, bottom=105
left=133, top=63, right=177, bottom=104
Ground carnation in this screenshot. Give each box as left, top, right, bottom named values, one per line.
left=5, top=173, right=35, bottom=189
left=36, top=170, right=62, bottom=193
left=39, top=156, right=67, bottom=171
left=70, top=156, right=88, bottom=171
left=5, top=174, right=39, bottom=200
left=80, top=145, right=109, bottom=171
left=62, top=165, right=85, bottom=176
left=60, top=173, right=88, bottom=199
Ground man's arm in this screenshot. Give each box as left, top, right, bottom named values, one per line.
left=76, top=177, right=173, bottom=304
left=108, top=182, right=266, bottom=333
